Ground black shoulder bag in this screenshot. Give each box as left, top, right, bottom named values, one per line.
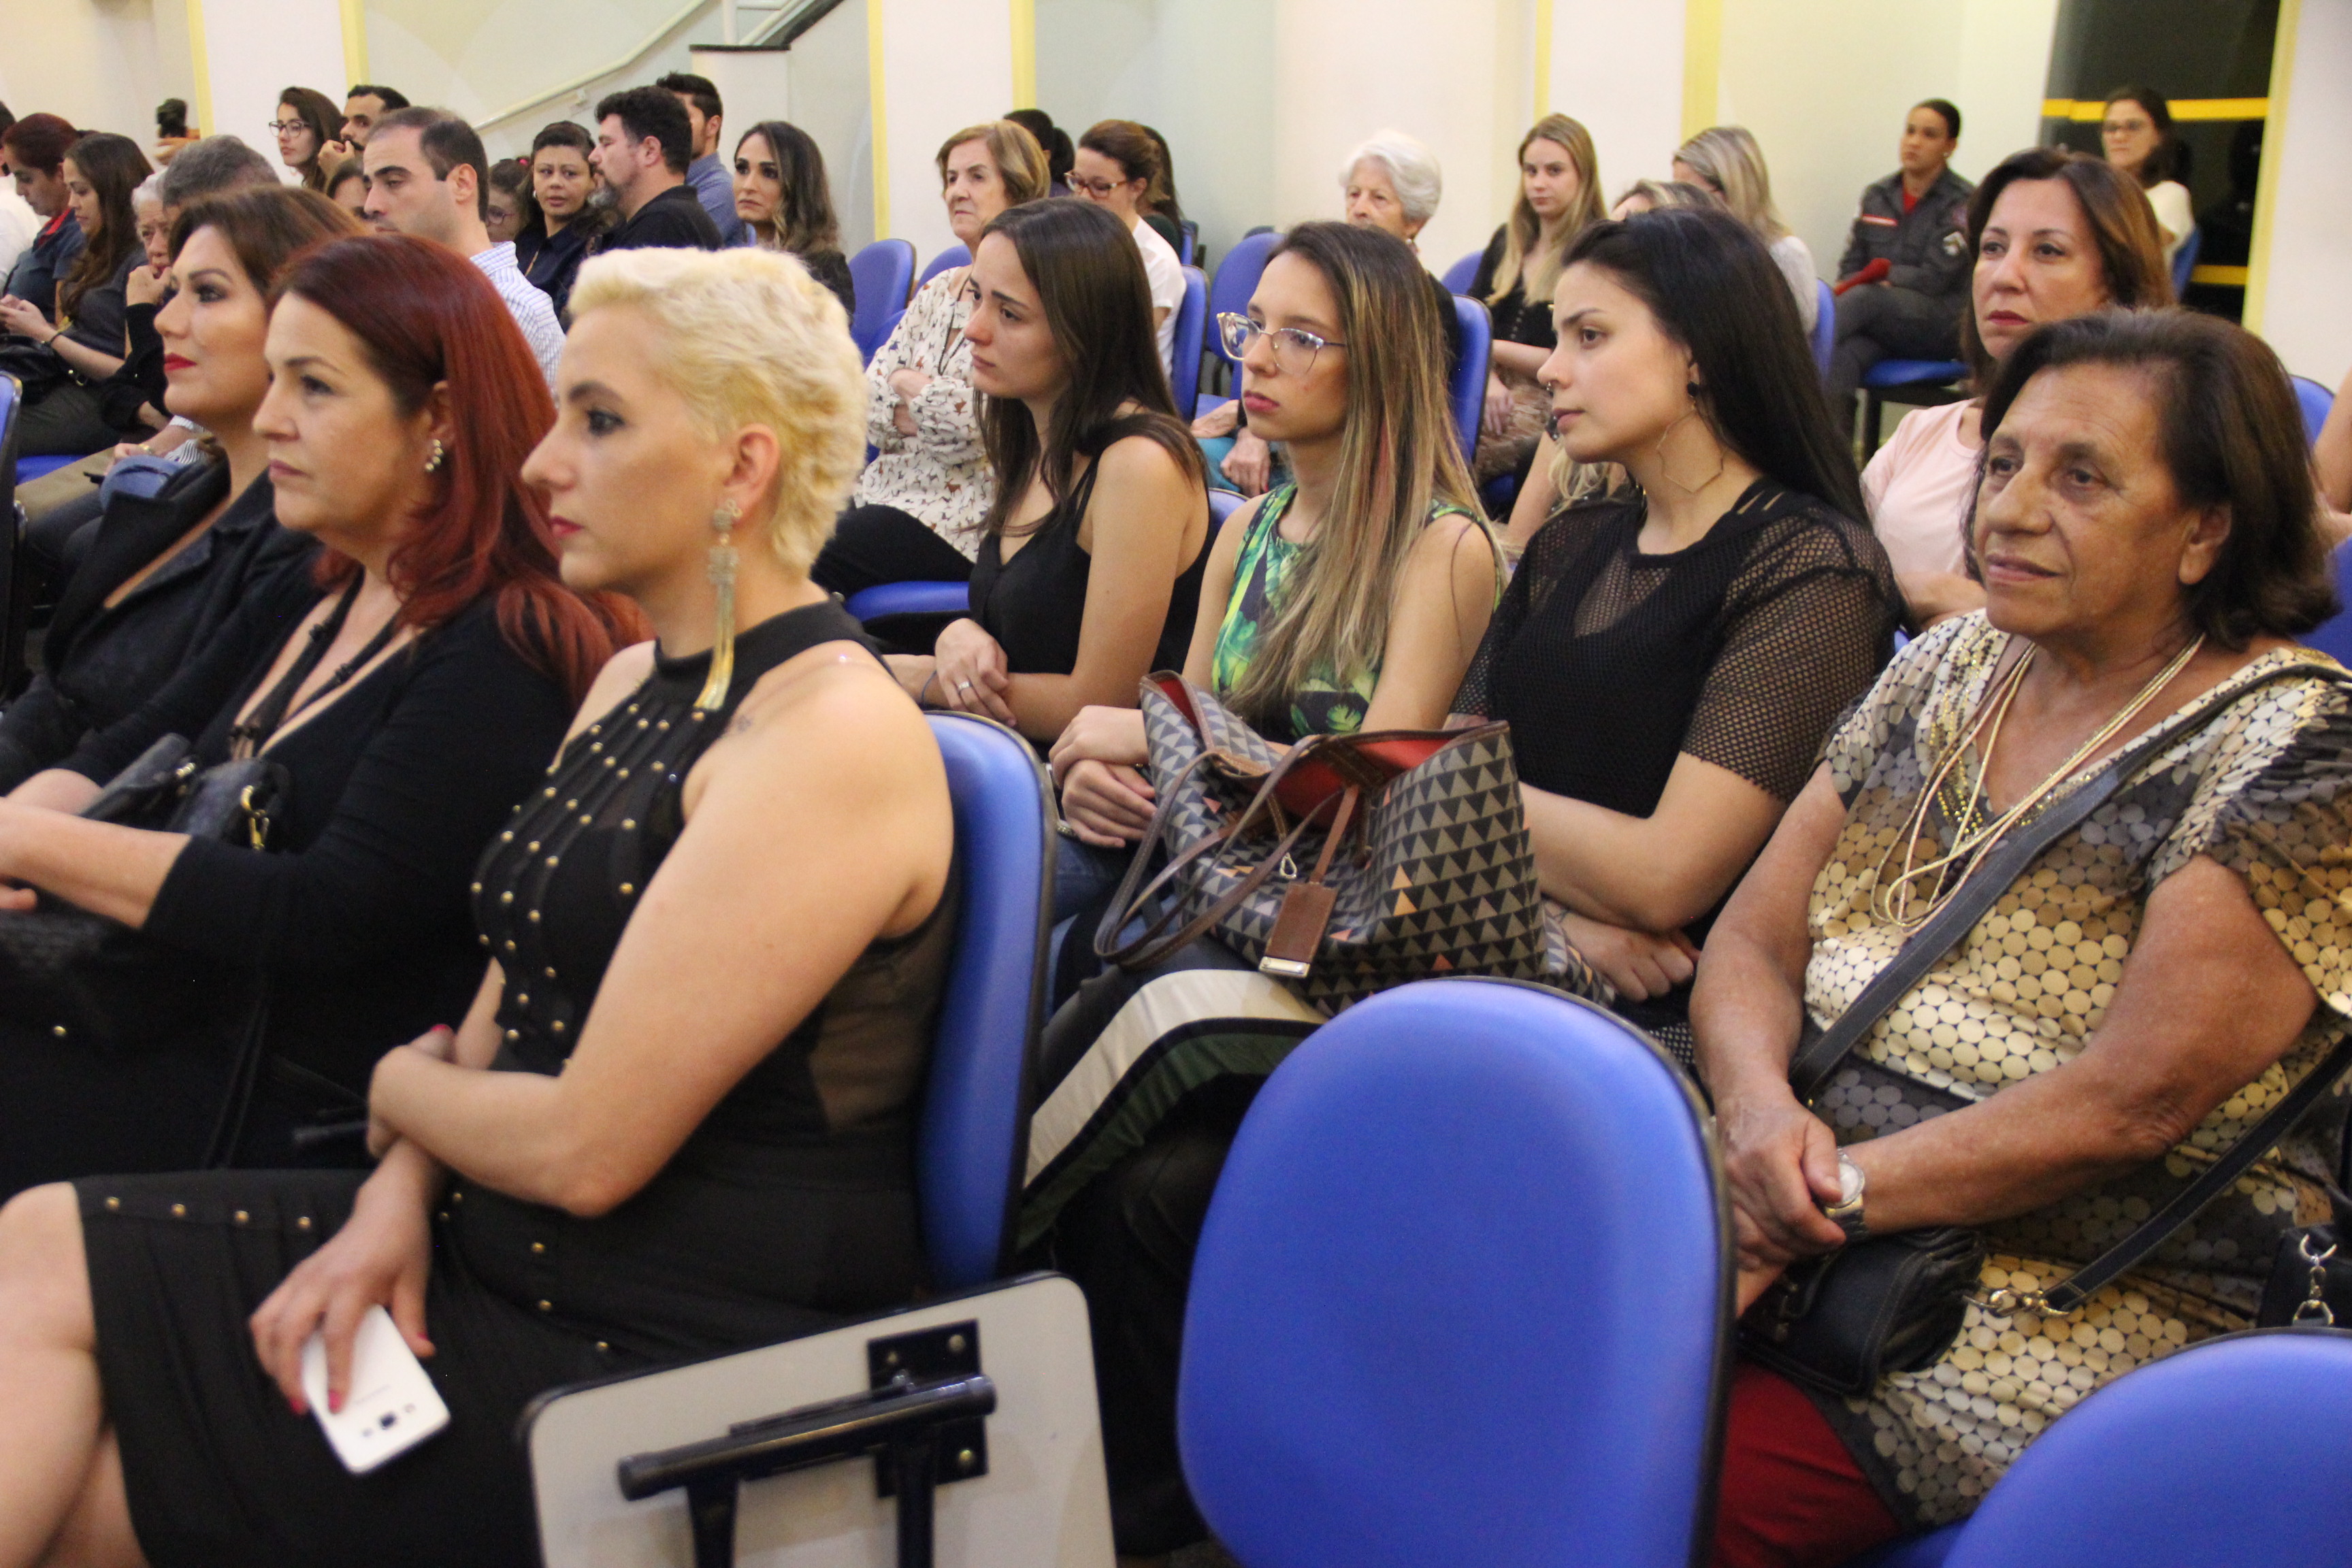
left=1743, top=664, right=2352, bottom=1398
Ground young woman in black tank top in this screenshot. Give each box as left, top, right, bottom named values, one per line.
left=0, top=248, right=957, bottom=1562
left=893, top=199, right=1208, bottom=747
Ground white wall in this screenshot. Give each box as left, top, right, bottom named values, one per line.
left=2254, top=0, right=2351, bottom=387
left=873, top=0, right=1012, bottom=264
left=197, top=0, right=349, bottom=172
left=0, top=0, right=191, bottom=147
left=1547, top=0, right=1687, bottom=204
left=783, top=0, right=875, bottom=252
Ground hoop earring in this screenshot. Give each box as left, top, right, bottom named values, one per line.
left=1654, top=397, right=1726, bottom=497
left=694, top=499, right=743, bottom=712
left=423, top=438, right=446, bottom=474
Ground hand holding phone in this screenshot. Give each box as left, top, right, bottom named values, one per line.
left=300, top=1305, right=451, bottom=1473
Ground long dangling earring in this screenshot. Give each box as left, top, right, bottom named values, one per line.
left=423, top=438, right=446, bottom=474
left=1654, top=380, right=1725, bottom=496
left=694, top=498, right=743, bottom=712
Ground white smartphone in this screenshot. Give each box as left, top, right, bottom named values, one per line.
left=299, top=1305, right=452, bottom=1473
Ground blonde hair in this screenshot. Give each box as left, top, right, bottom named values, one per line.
left=567, top=247, right=866, bottom=578
left=1673, top=126, right=1790, bottom=243
left=935, top=120, right=1051, bottom=206
left=1487, top=114, right=1604, bottom=311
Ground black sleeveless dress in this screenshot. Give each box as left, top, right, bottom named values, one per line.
left=71, top=600, right=957, bottom=1567
left=968, top=419, right=1208, bottom=679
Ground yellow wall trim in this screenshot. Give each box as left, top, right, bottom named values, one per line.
left=2190, top=264, right=2251, bottom=287
left=2243, top=0, right=2298, bottom=333
left=340, top=0, right=368, bottom=84
left=2041, top=97, right=2270, bottom=121
left=1010, top=0, right=1035, bottom=110
left=186, top=0, right=215, bottom=137
left=868, top=0, right=890, bottom=238
left=1532, top=0, right=1553, bottom=119
left=1680, top=0, right=1722, bottom=140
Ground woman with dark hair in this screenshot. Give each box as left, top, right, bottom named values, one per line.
left=1457, top=207, right=1901, bottom=1054
left=483, top=157, right=536, bottom=245
left=1073, top=120, right=1186, bottom=374
left=2102, top=84, right=2193, bottom=265
left=0, top=242, right=949, bottom=1568
left=1, top=114, right=88, bottom=317
left=1036, top=220, right=1502, bottom=1561
left=515, top=120, right=605, bottom=316
left=897, top=197, right=1206, bottom=745
left=0, top=187, right=363, bottom=794
left=0, top=131, right=155, bottom=455
left=323, top=157, right=368, bottom=220
left=733, top=118, right=854, bottom=317
left=0, top=233, right=636, bottom=1196
left=272, top=86, right=344, bottom=192
left=1005, top=105, right=1075, bottom=196
left=1695, top=308, right=2345, bottom=1567
left=1867, top=148, right=2171, bottom=626
left=1469, top=113, right=1606, bottom=483
left=1138, top=123, right=1183, bottom=242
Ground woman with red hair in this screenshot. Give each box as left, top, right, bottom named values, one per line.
left=0, top=233, right=636, bottom=1195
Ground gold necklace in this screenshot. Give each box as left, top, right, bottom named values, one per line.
left=1872, top=634, right=2206, bottom=929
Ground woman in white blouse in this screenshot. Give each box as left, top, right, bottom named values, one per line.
left=810, top=119, right=1049, bottom=598
left=2101, top=86, right=2195, bottom=272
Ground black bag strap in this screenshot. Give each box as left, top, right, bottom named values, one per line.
left=1791, top=661, right=2351, bottom=1098
left=1790, top=658, right=2352, bottom=1316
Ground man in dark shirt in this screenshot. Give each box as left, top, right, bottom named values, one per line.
left=589, top=86, right=722, bottom=255
left=1827, top=98, right=1976, bottom=413
left=655, top=70, right=749, bottom=246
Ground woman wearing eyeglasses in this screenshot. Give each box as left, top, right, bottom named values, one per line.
left=270, top=87, right=346, bottom=194
left=1034, top=222, right=1499, bottom=1563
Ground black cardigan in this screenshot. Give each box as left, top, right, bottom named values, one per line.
left=0, top=461, right=316, bottom=791
left=63, top=593, right=576, bottom=1093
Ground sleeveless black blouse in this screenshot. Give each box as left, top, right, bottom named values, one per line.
left=968, top=419, right=1208, bottom=679
left=448, top=600, right=956, bottom=1358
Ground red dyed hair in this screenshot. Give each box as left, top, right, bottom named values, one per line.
left=271, top=233, right=643, bottom=700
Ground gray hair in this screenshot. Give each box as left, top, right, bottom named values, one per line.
left=156, top=135, right=280, bottom=210
left=1339, top=129, right=1442, bottom=225
left=132, top=174, right=165, bottom=211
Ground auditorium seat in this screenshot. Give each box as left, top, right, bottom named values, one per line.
left=2293, top=374, right=2333, bottom=446
left=1178, top=979, right=1727, bottom=1568
left=1860, top=358, right=1969, bottom=459
left=15, top=453, right=80, bottom=487
left=1812, top=278, right=1835, bottom=380
left=1170, top=265, right=1207, bottom=415
left=846, top=238, right=916, bottom=360
left=918, top=242, right=970, bottom=290
left=1449, top=294, right=1492, bottom=462
left=1441, top=248, right=1481, bottom=295
left=2170, top=225, right=2202, bottom=300
left=1205, top=229, right=1281, bottom=399
left=0, top=376, right=31, bottom=696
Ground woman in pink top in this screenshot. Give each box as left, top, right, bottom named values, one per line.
left=1865, top=148, right=2168, bottom=625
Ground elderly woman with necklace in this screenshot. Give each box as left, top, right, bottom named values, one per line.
left=1691, top=308, right=2352, bottom=1568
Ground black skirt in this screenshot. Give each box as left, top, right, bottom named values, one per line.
left=78, top=1169, right=632, bottom=1568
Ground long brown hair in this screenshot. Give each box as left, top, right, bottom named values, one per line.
left=974, top=199, right=1202, bottom=541
left=169, top=184, right=364, bottom=284
left=1225, top=222, right=1485, bottom=729
left=1958, top=148, right=2172, bottom=384
left=274, top=235, right=642, bottom=700
left=278, top=86, right=343, bottom=190
left=55, top=133, right=152, bottom=321
left=1485, top=114, right=1603, bottom=311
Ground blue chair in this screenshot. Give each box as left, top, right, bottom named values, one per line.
left=1177, top=219, right=1198, bottom=267
left=15, top=453, right=80, bottom=486
left=845, top=238, right=915, bottom=361
left=1441, top=248, right=1482, bottom=295
left=1450, top=294, right=1492, bottom=464
left=2293, top=374, right=2333, bottom=446
left=1812, top=278, right=1835, bottom=380
left=2171, top=224, right=2202, bottom=299
left=0, top=376, right=30, bottom=696
left=1861, top=357, right=1970, bottom=460
left=918, top=243, right=970, bottom=291
left=2298, top=544, right=2352, bottom=666
left=99, top=453, right=181, bottom=510
left=1178, top=979, right=1729, bottom=1568
left=917, top=712, right=1054, bottom=1287
left=1206, top=229, right=1281, bottom=395
left=1170, top=265, right=1207, bottom=415
left=1933, top=1330, right=2352, bottom=1567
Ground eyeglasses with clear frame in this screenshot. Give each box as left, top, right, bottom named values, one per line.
left=1218, top=312, right=1348, bottom=377
left=267, top=120, right=312, bottom=137
left=1066, top=173, right=1125, bottom=199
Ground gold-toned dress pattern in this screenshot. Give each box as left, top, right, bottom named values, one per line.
left=1803, top=614, right=2352, bottom=1526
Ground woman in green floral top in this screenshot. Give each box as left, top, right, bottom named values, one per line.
left=1693, top=311, right=2350, bottom=1565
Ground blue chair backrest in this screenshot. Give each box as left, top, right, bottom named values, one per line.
left=0, top=374, right=19, bottom=505
left=918, top=243, right=970, bottom=291
left=99, top=453, right=182, bottom=510
left=2302, top=544, right=2352, bottom=666
left=1944, top=1330, right=2352, bottom=1567
left=1441, top=248, right=1482, bottom=295
left=1207, top=230, right=1281, bottom=378
left=846, top=238, right=915, bottom=360
left=2293, top=374, right=2334, bottom=447
left=1179, top=979, right=1728, bottom=1568
left=1178, top=219, right=1198, bottom=267
left=2172, top=224, right=2202, bottom=298
left=1812, top=278, right=1835, bottom=378
left=1449, top=294, right=1492, bottom=464
left=1170, top=265, right=1207, bottom=414
left=916, top=713, right=1053, bottom=1289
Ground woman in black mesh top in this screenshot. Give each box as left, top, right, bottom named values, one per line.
left=1456, top=208, right=1902, bottom=1057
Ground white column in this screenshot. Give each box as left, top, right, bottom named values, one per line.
left=2249, top=0, right=2352, bottom=379
left=1546, top=0, right=1688, bottom=197
left=188, top=0, right=351, bottom=167
left=869, top=0, right=1015, bottom=263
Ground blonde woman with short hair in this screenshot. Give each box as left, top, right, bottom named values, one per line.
left=1468, top=113, right=1604, bottom=483
left=1673, top=125, right=1818, bottom=332
left=0, top=246, right=956, bottom=1559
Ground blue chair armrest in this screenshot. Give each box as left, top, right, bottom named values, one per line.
left=845, top=581, right=970, bottom=621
